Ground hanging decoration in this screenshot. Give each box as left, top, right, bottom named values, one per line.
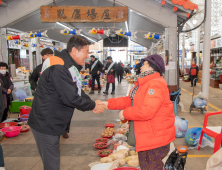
left=161, top=0, right=166, bottom=5
left=53, top=47, right=56, bottom=50
left=97, top=51, right=103, bottom=53
left=14, top=40, right=21, bottom=45
left=109, top=49, right=116, bottom=51
left=119, top=49, right=126, bottom=51
left=60, top=29, right=82, bottom=35
left=32, top=43, right=38, bottom=47
left=23, top=43, right=29, bottom=47
left=7, top=35, right=20, bottom=40
left=144, top=33, right=160, bottom=40
left=171, top=0, right=198, bottom=10
left=28, top=30, right=48, bottom=38
left=40, top=44, right=45, bottom=48
left=58, top=47, right=62, bottom=50
left=173, top=7, right=178, bottom=11
left=88, top=52, right=94, bottom=54
left=88, top=28, right=110, bottom=36
left=115, top=29, right=137, bottom=38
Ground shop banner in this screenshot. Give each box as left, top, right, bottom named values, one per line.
left=40, top=6, right=128, bottom=22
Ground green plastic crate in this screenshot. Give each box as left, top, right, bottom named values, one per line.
left=10, top=100, right=33, bottom=113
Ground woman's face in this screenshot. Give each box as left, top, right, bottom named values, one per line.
left=140, top=61, right=153, bottom=73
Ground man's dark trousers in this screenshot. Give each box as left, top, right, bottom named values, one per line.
left=91, top=75, right=101, bottom=91
left=106, top=82, right=115, bottom=92
left=191, top=76, right=197, bottom=86
left=32, top=128, right=60, bottom=170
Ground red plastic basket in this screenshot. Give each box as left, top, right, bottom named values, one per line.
left=113, top=168, right=140, bottom=170
left=105, top=123, right=115, bottom=128
left=95, top=138, right=108, bottom=143
left=93, top=142, right=108, bottom=149
left=0, top=122, right=18, bottom=129
left=97, top=149, right=113, bottom=157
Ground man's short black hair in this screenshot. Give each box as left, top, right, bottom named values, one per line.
left=90, top=55, right=95, bottom=58
left=67, top=35, right=91, bottom=52
left=0, top=62, right=8, bottom=69
left=41, top=48, right=53, bottom=56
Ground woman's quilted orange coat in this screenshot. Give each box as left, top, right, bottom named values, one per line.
left=107, top=73, right=175, bottom=152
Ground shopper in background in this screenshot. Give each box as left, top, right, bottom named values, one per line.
left=0, top=62, right=14, bottom=122
left=189, top=60, right=199, bottom=87
left=103, top=56, right=117, bottom=95
left=85, top=61, right=90, bottom=70
left=0, top=86, right=5, bottom=170
left=29, top=48, right=53, bottom=91
left=28, top=35, right=106, bottom=170
left=89, top=55, right=103, bottom=94
left=135, top=60, right=142, bottom=75
left=101, top=54, right=175, bottom=170
left=116, top=62, right=124, bottom=84
left=126, top=64, right=132, bottom=74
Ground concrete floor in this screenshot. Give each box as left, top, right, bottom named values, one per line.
left=1, top=80, right=222, bottom=170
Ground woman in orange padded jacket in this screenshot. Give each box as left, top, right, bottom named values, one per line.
left=104, top=54, right=175, bottom=170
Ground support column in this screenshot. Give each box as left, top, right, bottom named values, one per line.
left=0, top=28, right=8, bottom=62
left=28, top=39, right=33, bottom=71
left=196, top=15, right=201, bottom=66
left=165, top=27, right=178, bottom=91
left=202, top=0, right=211, bottom=107
left=36, top=37, right=41, bottom=66
left=181, top=34, right=185, bottom=73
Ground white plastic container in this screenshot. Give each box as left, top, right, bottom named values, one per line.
left=219, top=84, right=222, bottom=90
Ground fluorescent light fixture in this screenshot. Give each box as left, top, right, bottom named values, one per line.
left=80, top=34, right=97, bottom=43
left=7, top=31, right=18, bottom=35
left=192, top=19, right=197, bottom=25
left=125, top=21, right=129, bottom=32
left=56, top=22, right=96, bottom=43
left=56, top=22, right=71, bottom=30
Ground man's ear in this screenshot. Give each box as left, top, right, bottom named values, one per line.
left=71, top=47, right=78, bottom=56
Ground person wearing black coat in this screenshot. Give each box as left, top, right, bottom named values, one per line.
left=28, top=35, right=106, bottom=170
left=89, top=55, right=103, bottom=94
left=0, top=86, right=5, bottom=169
left=116, top=62, right=124, bottom=84
left=135, top=61, right=142, bottom=75
left=103, top=56, right=117, bottom=95
left=29, top=48, right=53, bottom=91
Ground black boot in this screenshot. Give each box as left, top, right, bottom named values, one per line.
left=89, top=91, right=94, bottom=94
left=98, top=89, right=101, bottom=93
left=111, top=91, right=115, bottom=94
left=103, top=91, right=108, bottom=95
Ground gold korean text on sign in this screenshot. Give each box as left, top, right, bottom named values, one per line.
left=40, top=6, right=128, bottom=22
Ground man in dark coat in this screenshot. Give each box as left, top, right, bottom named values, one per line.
left=29, top=48, right=53, bottom=91
left=28, top=35, right=106, bottom=170
left=89, top=55, right=103, bottom=94
left=103, top=56, right=117, bottom=95
left=135, top=60, right=142, bottom=75
left=0, top=62, right=14, bottom=122
left=116, top=62, right=124, bottom=84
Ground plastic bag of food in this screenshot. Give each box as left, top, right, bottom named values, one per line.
left=194, top=98, right=207, bottom=108
left=108, top=139, right=119, bottom=146
left=116, top=128, right=127, bottom=135
left=175, top=116, right=188, bottom=138
left=121, top=122, right=129, bottom=129
left=114, top=134, right=127, bottom=141
left=14, top=89, right=27, bottom=101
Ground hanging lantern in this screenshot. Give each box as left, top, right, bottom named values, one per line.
left=161, top=0, right=166, bottom=5
left=173, top=7, right=178, bottom=11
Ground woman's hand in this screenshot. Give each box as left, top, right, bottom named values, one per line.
left=119, top=110, right=125, bottom=120
left=100, top=101, right=108, bottom=109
